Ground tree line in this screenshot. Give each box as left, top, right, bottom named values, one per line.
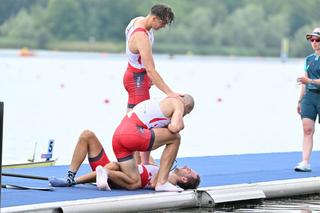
left=0, top=0, right=319, bottom=57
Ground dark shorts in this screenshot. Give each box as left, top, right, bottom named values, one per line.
left=300, top=90, right=320, bottom=123
left=88, top=149, right=110, bottom=171
left=112, top=113, right=155, bottom=162
left=123, top=64, right=151, bottom=109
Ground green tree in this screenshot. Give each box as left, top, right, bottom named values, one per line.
left=291, top=24, right=315, bottom=57
left=216, top=4, right=265, bottom=48
left=0, top=0, right=318, bottom=56
left=0, top=0, right=45, bottom=24
left=46, top=0, right=84, bottom=40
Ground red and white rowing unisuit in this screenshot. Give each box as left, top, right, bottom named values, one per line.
left=139, top=164, right=159, bottom=188
left=125, top=17, right=154, bottom=69
left=123, top=17, right=155, bottom=108
left=129, top=98, right=170, bottom=129
left=112, top=99, right=171, bottom=162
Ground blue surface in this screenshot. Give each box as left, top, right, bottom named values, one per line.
left=1, top=151, right=320, bottom=208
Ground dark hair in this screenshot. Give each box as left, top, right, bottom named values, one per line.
left=177, top=174, right=201, bottom=190
left=150, top=4, right=174, bottom=25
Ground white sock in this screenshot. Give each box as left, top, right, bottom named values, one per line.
left=96, top=165, right=111, bottom=191
left=155, top=181, right=184, bottom=192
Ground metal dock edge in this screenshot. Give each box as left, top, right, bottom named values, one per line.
left=2, top=177, right=320, bottom=213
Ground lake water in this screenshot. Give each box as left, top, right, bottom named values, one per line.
left=1, top=49, right=318, bottom=165
left=1, top=49, right=320, bottom=211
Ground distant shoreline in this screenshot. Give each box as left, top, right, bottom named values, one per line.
left=0, top=48, right=304, bottom=62
left=0, top=38, right=284, bottom=57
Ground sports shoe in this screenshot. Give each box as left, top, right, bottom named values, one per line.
left=49, top=176, right=75, bottom=187
left=96, top=165, right=111, bottom=191
left=155, top=182, right=184, bottom=192
left=294, top=162, right=311, bottom=172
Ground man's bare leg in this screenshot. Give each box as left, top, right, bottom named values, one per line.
left=301, top=118, right=315, bottom=164
left=69, top=130, right=103, bottom=170
left=115, top=158, right=142, bottom=190
left=96, top=168, right=142, bottom=190
left=75, top=172, right=96, bottom=184
left=156, top=139, right=180, bottom=184
left=77, top=159, right=141, bottom=190
left=150, top=128, right=183, bottom=192
left=49, top=130, right=104, bottom=186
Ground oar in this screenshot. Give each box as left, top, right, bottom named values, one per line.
left=2, top=172, right=97, bottom=186
left=2, top=172, right=48, bottom=180
left=2, top=183, right=54, bottom=191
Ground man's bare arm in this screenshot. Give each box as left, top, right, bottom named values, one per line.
left=107, top=170, right=142, bottom=190
left=167, top=100, right=185, bottom=133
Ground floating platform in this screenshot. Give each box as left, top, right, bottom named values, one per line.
left=2, top=160, right=56, bottom=169
left=1, top=151, right=320, bottom=212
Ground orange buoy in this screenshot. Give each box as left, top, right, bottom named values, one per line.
left=19, top=47, right=34, bottom=57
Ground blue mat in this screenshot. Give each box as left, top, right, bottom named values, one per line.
left=2, top=151, right=320, bottom=208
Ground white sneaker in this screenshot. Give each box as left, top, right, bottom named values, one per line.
left=155, top=182, right=184, bottom=192
left=96, top=165, right=111, bottom=191
left=294, top=162, right=311, bottom=172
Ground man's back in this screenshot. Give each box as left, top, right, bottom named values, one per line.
left=128, top=98, right=170, bottom=129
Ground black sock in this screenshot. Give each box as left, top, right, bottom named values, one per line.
left=66, top=170, right=76, bottom=184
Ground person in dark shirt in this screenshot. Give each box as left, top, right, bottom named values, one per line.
left=296, top=27, right=320, bottom=172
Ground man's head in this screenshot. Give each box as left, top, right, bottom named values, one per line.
left=149, top=4, right=174, bottom=30
left=306, top=27, right=320, bottom=52
left=174, top=166, right=200, bottom=190
left=181, top=94, right=195, bottom=116
left=306, top=27, right=320, bottom=51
